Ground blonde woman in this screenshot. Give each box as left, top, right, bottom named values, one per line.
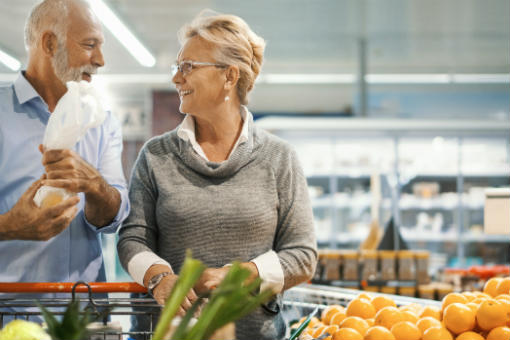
left=118, top=11, right=317, bottom=340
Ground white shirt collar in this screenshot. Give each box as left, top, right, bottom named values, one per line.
left=177, top=106, right=250, bottom=162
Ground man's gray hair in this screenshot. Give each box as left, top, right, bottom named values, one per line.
left=24, top=0, right=72, bottom=51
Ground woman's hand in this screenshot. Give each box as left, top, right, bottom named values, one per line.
left=195, top=262, right=259, bottom=294
left=152, top=274, right=199, bottom=316
left=194, top=267, right=230, bottom=294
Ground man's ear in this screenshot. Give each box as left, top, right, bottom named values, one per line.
left=224, top=65, right=240, bottom=90
left=41, top=31, right=58, bottom=57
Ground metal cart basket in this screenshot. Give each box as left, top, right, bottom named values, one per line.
left=0, top=281, right=158, bottom=340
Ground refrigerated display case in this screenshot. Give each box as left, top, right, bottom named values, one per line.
left=255, top=117, right=510, bottom=272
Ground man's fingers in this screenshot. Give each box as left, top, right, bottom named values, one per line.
left=45, top=208, right=76, bottom=237
left=42, top=179, right=80, bottom=193
left=46, top=170, right=77, bottom=180
left=44, top=196, right=80, bottom=217
left=38, top=144, right=44, bottom=154
left=26, top=178, right=45, bottom=197
left=41, top=149, right=73, bottom=165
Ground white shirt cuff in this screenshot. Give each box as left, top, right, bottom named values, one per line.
left=251, top=250, right=284, bottom=294
left=127, top=251, right=172, bottom=286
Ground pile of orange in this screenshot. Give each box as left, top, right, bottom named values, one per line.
left=293, top=276, right=510, bottom=340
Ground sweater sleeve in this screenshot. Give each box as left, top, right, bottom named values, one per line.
left=117, top=145, right=162, bottom=274
left=273, top=146, right=318, bottom=291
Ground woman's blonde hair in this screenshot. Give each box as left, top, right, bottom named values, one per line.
left=178, top=10, right=266, bottom=105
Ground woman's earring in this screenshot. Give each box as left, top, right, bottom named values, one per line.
left=224, top=95, right=230, bottom=102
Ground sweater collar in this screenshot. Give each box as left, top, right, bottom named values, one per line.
left=172, top=111, right=257, bottom=178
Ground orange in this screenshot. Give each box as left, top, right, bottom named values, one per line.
left=323, top=325, right=339, bottom=337
left=330, top=311, right=348, bottom=326
left=497, top=299, right=510, bottom=327
left=401, top=310, right=419, bottom=324
left=332, top=327, right=363, bottom=340
left=476, top=299, right=509, bottom=331
left=371, top=296, right=397, bottom=312
left=340, top=316, right=369, bottom=336
left=420, top=305, right=441, bottom=320
left=483, top=278, right=503, bottom=297
left=486, top=326, right=510, bottom=340
left=443, top=303, right=476, bottom=334
left=455, top=331, right=485, bottom=340
left=364, top=326, right=396, bottom=340
left=312, top=325, right=327, bottom=338
left=375, top=306, right=404, bottom=330
left=422, top=326, right=454, bottom=340
left=308, top=316, right=321, bottom=328
left=322, top=305, right=345, bottom=324
left=496, top=278, right=510, bottom=296
left=347, top=298, right=377, bottom=319
left=390, top=321, right=422, bottom=340
left=495, top=294, right=510, bottom=301
left=400, top=303, right=423, bottom=315
left=365, top=318, right=375, bottom=327
left=472, top=297, right=488, bottom=306
left=358, top=292, right=373, bottom=300
left=462, top=292, right=477, bottom=302
left=416, top=316, right=442, bottom=333
left=474, top=292, right=492, bottom=299
left=442, top=293, right=469, bottom=312
left=465, top=303, right=479, bottom=313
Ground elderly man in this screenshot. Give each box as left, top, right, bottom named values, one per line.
left=0, top=0, right=129, bottom=288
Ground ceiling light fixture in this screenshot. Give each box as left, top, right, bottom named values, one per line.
left=87, top=0, right=156, bottom=67
left=0, top=48, right=21, bottom=71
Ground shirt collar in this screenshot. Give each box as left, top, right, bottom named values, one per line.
left=14, top=71, right=42, bottom=105
left=177, top=105, right=250, bottom=143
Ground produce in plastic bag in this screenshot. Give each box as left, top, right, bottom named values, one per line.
left=33, top=81, right=106, bottom=208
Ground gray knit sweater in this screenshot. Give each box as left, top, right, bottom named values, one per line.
left=117, top=114, right=317, bottom=340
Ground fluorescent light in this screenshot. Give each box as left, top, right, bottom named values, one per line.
left=0, top=48, right=21, bottom=71
left=366, top=74, right=451, bottom=84
left=257, top=74, right=355, bottom=84
left=94, top=74, right=170, bottom=83
left=87, top=0, right=155, bottom=67
left=452, top=74, right=510, bottom=84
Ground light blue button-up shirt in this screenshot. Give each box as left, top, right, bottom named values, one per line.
left=0, top=73, right=130, bottom=288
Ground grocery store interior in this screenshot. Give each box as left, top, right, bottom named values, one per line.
left=0, top=0, right=509, bottom=338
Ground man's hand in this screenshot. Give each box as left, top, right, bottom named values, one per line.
left=40, top=146, right=103, bottom=196
left=0, top=176, right=80, bottom=241
left=40, top=145, right=120, bottom=227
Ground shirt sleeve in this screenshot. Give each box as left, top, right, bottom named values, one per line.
left=251, top=250, right=285, bottom=294
left=127, top=251, right=173, bottom=286
left=83, top=112, right=130, bottom=233
left=273, top=146, right=318, bottom=291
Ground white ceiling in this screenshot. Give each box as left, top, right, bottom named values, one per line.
left=0, top=0, right=508, bottom=112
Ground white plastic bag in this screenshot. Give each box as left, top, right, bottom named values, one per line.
left=34, top=81, right=107, bottom=208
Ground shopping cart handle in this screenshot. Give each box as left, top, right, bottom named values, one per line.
left=0, top=282, right=147, bottom=293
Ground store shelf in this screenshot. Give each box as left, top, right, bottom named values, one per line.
left=402, top=231, right=509, bottom=243
left=256, top=117, right=509, bottom=136
left=284, top=283, right=441, bottom=308
left=330, top=231, right=509, bottom=244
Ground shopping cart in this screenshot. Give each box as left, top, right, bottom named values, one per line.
left=0, top=281, right=159, bottom=340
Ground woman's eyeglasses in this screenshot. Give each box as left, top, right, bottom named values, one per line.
left=171, top=60, right=227, bottom=76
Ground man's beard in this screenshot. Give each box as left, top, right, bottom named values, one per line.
left=51, top=41, right=97, bottom=84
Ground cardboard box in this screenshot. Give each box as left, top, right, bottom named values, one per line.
left=484, top=188, right=510, bottom=235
